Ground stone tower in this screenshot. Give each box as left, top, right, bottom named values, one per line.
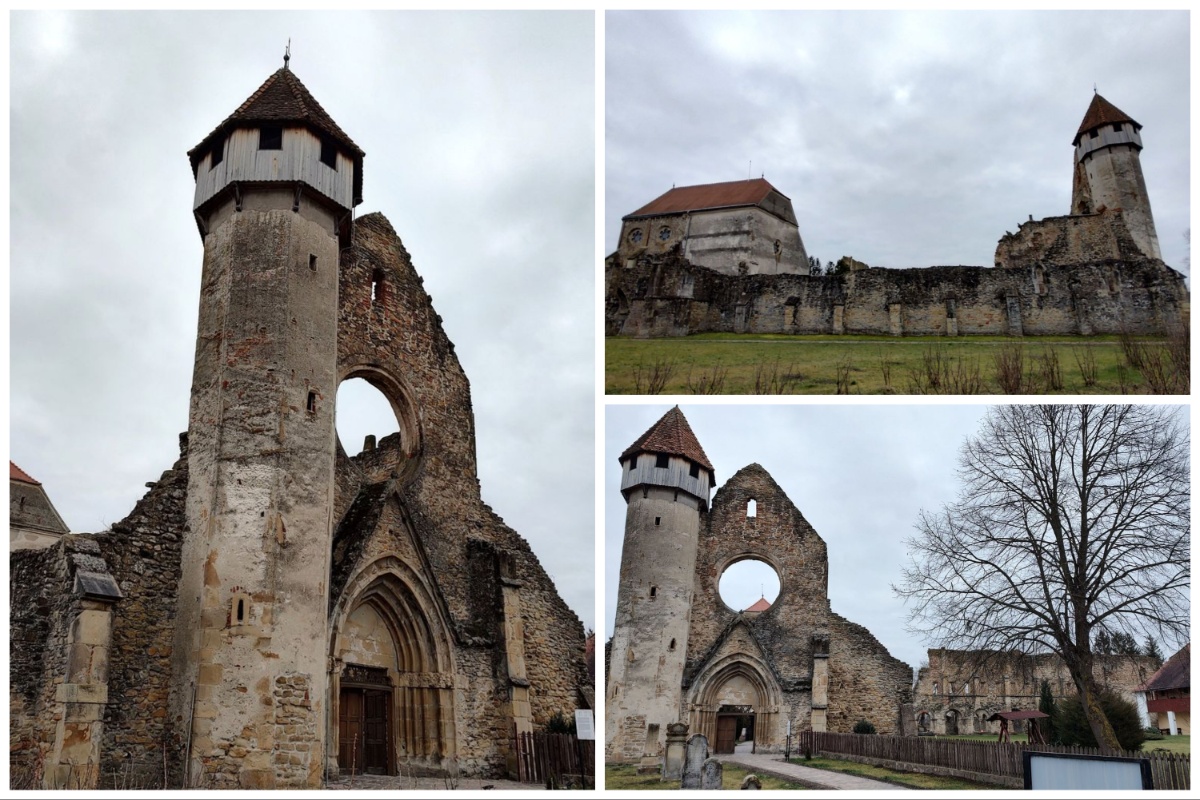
left=170, top=64, right=364, bottom=789
left=1070, top=93, right=1162, bottom=260
left=607, top=407, right=714, bottom=763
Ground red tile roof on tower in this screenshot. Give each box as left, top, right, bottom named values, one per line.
left=1074, top=93, right=1141, bottom=145
left=745, top=596, right=771, bottom=612
left=189, top=67, right=365, bottom=174
left=10, top=462, right=40, bottom=485
left=621, top=406, right=714, bottom=474
left=1138, top=643, right=1190, bottom=693
left=625, top=178, right=786, bottom=219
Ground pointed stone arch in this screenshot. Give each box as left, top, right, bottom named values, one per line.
left=686, top=652, right=784, bottom=753
left=328, top=554, right=458, bottom=776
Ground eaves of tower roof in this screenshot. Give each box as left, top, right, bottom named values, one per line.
left=1074, top=93, right=1140, bottom=145
left=625, top=178, right=784, bottom=219
left=620, top=406, right=714, bottom=473
left=188, top=67, right=365, bottom=175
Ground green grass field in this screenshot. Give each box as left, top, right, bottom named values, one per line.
left=606, top=334, right=1189, bottom=395
left=604, top=762, right=808, bottom=790
left=787, top=756, right=1002, bottom=790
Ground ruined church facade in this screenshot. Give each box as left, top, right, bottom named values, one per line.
left=606, top=408, right=912, bottom=764
left=606, top=94, right=1187, bottom=338
left=10, top=66, right=589, bottom=790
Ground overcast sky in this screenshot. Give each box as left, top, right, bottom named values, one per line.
left=605, top=404, right=1188, bottom=675
left=10, top=11, right=596, bottom=631
left=606, top=10, right=1190, bottom=273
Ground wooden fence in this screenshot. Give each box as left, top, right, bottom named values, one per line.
left=512, top=731, right=594, bottom=788
left=801, top=731, right=1190, bottom=790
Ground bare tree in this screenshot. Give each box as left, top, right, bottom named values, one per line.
left=895, top=405, right=1189, bottom=753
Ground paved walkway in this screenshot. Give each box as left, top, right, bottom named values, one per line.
left=716, top=752, right=904, bottom=791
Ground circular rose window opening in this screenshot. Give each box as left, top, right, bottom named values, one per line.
left=718, top=559, right=780, bottom=613
left=336, top=377, right=401, bottom=456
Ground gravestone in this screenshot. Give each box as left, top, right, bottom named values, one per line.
left=662, top=722, right=689, bottom=781
left=741, top=773, right=762, bottom=790
left=680, top=733, right=709, bottom=789
left=701, top=757, right=723, bottom=789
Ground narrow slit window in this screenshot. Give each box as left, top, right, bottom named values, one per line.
left=628, top=456, right=637, bottom=470
left=654, top=517, right=661, bottom=526
left=747, top=499, right=757, bottom=518
left=210, top=138, right=223, bottom=169
left=371, top=269, right=384, bottom=304
left=306, top=391, right=317, bottom=413
left=236, top=599, right=245, bottom=623
left=655, top=453, right=669, bottom=469
left=649, top=586, right=657, bottom=599
left=309, top=254, right=318, bottom=271
left=669, top=638, right=676, bottom=650
left=259, top=124, right=283, bottom=150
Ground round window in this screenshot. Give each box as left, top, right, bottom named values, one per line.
left=658, top=226, right=671, bottom=241
left=336, top=377, right=400, bottom=456
left=629, top=228, right=644, bottom=244
left=718, top=558, right=780, bottom=612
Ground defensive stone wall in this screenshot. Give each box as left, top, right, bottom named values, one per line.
left=606, top=248, right=1187, bottom=338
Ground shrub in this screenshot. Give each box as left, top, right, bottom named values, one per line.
left=853, top=720, right=876, bottom=735
left=544, top=710, right=576, bottom=734
left=1143, top=726, right=1164, bottom=741
left=1055, top=690, right=1145, bottom=751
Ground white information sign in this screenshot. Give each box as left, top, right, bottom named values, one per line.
left=574, top=709, right=595, bottom=740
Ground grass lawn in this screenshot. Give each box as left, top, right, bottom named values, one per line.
left=788, top=756, right=1003, bottom=790
left=606, top=334, right=1188, bottom=395
left=1142, top=734, right=1190, bottom=755
left=605, top=762, right=808, bottom=790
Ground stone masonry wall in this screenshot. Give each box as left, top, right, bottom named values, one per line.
left=993, top=209, right=1144, bottom=270
left=824, top=614, right=913, bottom=735
left=92, top=436, right=189, bottom=787
left=606, top=249, right=1187, bottom=338
left=334, top=214, right=588, bottom=777
left=913, top=649, right=1159, bottom=735
left=10, top=545, right=73, bottom=787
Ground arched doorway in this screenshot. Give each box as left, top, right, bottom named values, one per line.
left=945, top=709, right=959, bottom=736
left=687, top=654, right=783, bottom=753
left=329, top=556, right=457, bottom=775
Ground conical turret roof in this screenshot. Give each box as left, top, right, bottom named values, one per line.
left=1073, top=93, right=1140, bottom=145
left=188, top=66, right=365, bottom=176
left=621, top=406, right=714, bottom=475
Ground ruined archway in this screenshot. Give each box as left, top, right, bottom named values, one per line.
left=336, top=364, right=424, bottom=484
left=328, top=555, right=457, bottom=776
left=687, top=654, right=783, bottom=754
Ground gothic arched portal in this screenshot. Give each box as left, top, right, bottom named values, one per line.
left=328, top=556, right=457, bottom=776
left=686, top=654, right=783, bottom=754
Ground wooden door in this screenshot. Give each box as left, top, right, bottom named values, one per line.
left=715, top=715, right=737, bottom=754
left=363, top=689, right=390, bottom=774
left=339, top=689, right=364, bottom=773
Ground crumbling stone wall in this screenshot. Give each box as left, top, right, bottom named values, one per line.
left=681, top=464, right=911, bottom=750
left=332, top=214, right=589, bottom=777
left=92, top=437, right=189, bottom=788
left=994, top=209, right=1145, bottom=270
left=913, top=649, right=1158, bottom=735
left=606, top=249, right=1187, bottom=338
left=10, top=545, right=73, bottom=786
